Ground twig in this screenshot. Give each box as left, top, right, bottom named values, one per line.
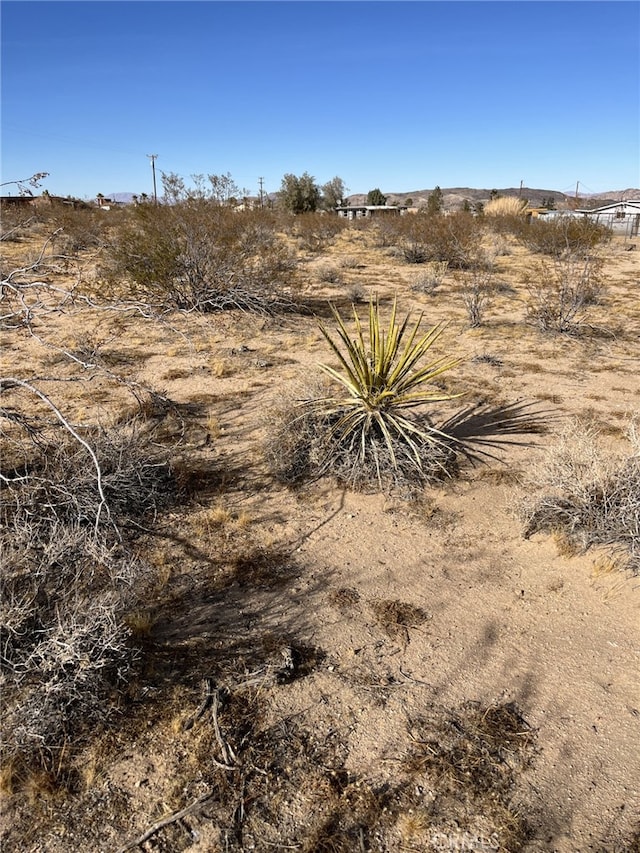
left=211, top=688, right=238, bottom=768
left=0, top=377, right=115, bottom=537
left=182, top=677, right=214, bottom=731
left=115, top=790, right=215, bottom=853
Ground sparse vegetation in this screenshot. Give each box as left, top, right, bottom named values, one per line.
left=1, top=195, right=638, bottom=853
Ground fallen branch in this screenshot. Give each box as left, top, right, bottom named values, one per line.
left=115, top=790, right=215, bottom=853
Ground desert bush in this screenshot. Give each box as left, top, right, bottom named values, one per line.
left=411, top=261, right=448, bottom=295
left=518, top=418, right=640, bottom=573
left=525, top=254, right=605, bottom=334
left=267, top=298, right=546, bottom=491
left=397, top=212, right=484, bottom=269
left=0, top=388, right=176, bottom=780
left=101, top=202, right=297, bottom=313
left=515, top=215, right=610, bottom=257
left=315, top=262, right=343, bottom=284
left=290, top=212, right=345, bottom=253
left=458, top=268, right=494, bottom=327
left=0, top=205, right=37, bottom=242
left=48, top=206, right=109, bottom=255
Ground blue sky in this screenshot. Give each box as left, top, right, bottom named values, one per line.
left=2, top=1, right=639, bottom=200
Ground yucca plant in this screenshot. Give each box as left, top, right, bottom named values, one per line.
left=266, top=297, right=548, bottom=491
left=308, top=297, right=464, bottom=487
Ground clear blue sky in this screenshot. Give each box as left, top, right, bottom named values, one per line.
left=2, top=1, right=639, bottom=200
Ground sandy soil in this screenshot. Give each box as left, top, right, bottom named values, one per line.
left=1, top=224, right=639, bottom=852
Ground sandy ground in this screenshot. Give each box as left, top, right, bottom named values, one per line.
left=1, top=224, right=639, bottom=852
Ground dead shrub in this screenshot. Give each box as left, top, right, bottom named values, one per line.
left=458, top=267, right=495, bottom=327
left=525, top=254, right=605, bottom=334
left=404, top=700, right=535, bottom=850
left=0, top=393, right=177, bottom=781
left=411, top=261, right=448, bottom=295
left=518, top=418, right=640, bottom=573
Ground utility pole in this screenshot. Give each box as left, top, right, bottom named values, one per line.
left=518, top=179, right=524, bottom=198
left=147, top=154, right=158, bottom=205
left=258, top=177, right=265, bottom=209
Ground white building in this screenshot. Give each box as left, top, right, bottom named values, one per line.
left=576, top=200, right=640, bottom=236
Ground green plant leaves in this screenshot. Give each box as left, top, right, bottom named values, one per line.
left=315, top=297, right=463, bottom=484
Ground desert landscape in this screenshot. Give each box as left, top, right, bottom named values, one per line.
left=1, top=197, right=639, bottom=853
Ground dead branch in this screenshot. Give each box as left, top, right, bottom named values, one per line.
left=211, top=688, right=238, bottom=769
left=0, top=377, right=113, bottom=535
left=181, top=677, right=214, bottom=731
left=115, top=790, right=216, bottom=853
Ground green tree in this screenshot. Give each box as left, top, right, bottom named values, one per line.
left=366, top=188, right=387, bottom=206
left=427, top=186, right=444, bottom=216
left=279, top=172, right=321, bottom=214
left=404, top=198, right=413, bottom=207
left=321, top=176, right=347, bottom=211
left=462, top=199, right=472, bottom=213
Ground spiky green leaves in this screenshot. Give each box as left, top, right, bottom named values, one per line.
left=313, top=298, right=463, bottom=484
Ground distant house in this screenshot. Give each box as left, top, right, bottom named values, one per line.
left=576, top=200, right=640, bottom=236
left=336, top=204, right=408, bottom=220
left=0, top=195, right=36, bottom=208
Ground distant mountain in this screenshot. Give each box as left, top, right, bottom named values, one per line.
left=346, top=187, right=640, bottom=211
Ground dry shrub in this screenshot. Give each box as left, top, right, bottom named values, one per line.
left=399, top=211, right=485, bottom=269
left=290, top=212, right=346, bottom=253
left=484, top=196, right=528, bottom=217
left=48, top=206, right=109, bottom=255
left=370, top=598, right=429, bottom=641
left=518, top=418, right=640, bottom=573
left=516, top=214, right=611, bottom=257
left=458, top=267, right=495, bottom=327
left=100, top=203, right=297, bottom=313
left=0, top=401, right=176, bottom=781
left=0, top=205, right=37, bottom=243
left=315, top=262, right=343, bottom=284
left=525, top=254, right=605, bottom=334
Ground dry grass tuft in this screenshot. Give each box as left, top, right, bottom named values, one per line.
left=519, top=417, right=640, bottom=572
left=370, top=598, right=430, bottom=641
left=403, top=700, right=536, bottom=850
